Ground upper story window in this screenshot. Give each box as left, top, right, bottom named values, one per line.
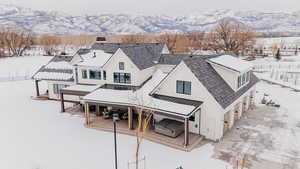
left=114, top=72, right=131, bottom=84
left=237, top=71, right=251, bottom=89
left=119, top=62, right=125, bottom=70
left=90, top=70, right=101, bottom=80
left=176, top=80, right=191, bottom=95
left=82, top=70, right=88, bottom=79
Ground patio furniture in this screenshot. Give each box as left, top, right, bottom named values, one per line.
left=154, top=119, right=184, bottom=138
left=121, top=112, right=128, bottom=120
left=103, top=109, right=111, bottom=119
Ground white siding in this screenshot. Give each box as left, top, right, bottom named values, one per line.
left=211, top=63, right=239, bottom=91
left=153, top=62, right=224, bottom=140
left=103, top=49, right=153, bottom=86
left=46, top=81, right=78, bottom=101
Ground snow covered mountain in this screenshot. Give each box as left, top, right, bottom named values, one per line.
left=1, top=4, right=300, bottom=35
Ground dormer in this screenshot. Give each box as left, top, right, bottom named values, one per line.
left=208, top=55, right=253, bottom=91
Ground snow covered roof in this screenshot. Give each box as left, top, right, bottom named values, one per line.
left=77, top=50, right=112, bottom=67
left=34, top=72, right=73, bottom=81
left=32, top=55, right=74, bottom=82
left=209, top=55, right=253, bottom=72
left=44, top=61, right=73, bottom=70
left=63, top=84, right=101, bottom=93
left=83, top=70, right=197, bottom=117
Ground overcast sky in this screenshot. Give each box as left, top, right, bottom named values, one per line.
left=2, top=0, right=300, bottom=16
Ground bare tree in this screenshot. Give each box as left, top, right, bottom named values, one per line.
left=134, top=108, right=152, bottom=169
left=156, top=33, right=180, bottom=53
left=40, top=35, right=62, bottom=56
left=203, top=18, right=256, bottom=55
left=1, top=26, right=35, bottom=57
left=184, top=32, right=205, bottom=53
left=121, top=34, right=148, bottom=43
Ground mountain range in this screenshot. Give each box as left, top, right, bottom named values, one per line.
left=1, top=4, right=300, bottom=35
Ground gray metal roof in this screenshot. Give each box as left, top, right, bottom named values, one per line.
left=183, top=55, right=259, bottom=109
left=32, top=55, right=74, bottom=82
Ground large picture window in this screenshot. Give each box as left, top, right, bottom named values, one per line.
left=113, top=72, right=131, bottom=84
left=90, top=70, right=101, bottom=80
left=176, top=80, right=191, bottom=95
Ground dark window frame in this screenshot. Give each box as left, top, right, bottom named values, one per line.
left=176, top=80, right=191, bottom=95
left=113, top=72, right=131, bottom=84
left=89, top=70, right=101, bottom=80
left=82, top=69, right=87, bottom=79
left=119, top=62, right=125, bottom=70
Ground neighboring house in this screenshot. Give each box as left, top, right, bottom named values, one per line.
left=33, top=41, right=259, bottom=148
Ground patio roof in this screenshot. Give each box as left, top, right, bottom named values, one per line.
left=60, top=84, right=101, bottom=96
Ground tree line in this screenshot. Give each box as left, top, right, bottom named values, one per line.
left=0, top=18, right=257, bottom=57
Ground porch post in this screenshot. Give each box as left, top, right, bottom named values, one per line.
left=86, top=103, right=90, bottom=126
left=128, top=107, right=133, bottom=130
left=35, top=80, right=40, bottom=97
left=96, top=104, right=100, bottom=115
left=184, top=118, right=189, bottom=147
left=60, top=92, right=65, bottom=112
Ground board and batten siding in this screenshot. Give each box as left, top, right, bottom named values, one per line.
left=153, top=61, right=225, bottom=141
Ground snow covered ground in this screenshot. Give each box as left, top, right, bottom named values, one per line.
left=0, top=56, right=230, bottom=169
left=0, top=56, right=52, bottom=81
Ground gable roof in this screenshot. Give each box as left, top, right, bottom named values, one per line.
left=182, top=55, right=259, bottom=109
left=88, top=43, right=167, bottom=70
left=32, top=55, right=74, bottom=82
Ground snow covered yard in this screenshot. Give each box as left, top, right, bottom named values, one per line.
left=0, top=56, right=52, bottom=81
left=214, top=82, right=300, bottom=169
left=0, top=55, right=230, bottom=169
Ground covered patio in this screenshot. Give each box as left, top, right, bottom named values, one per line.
left=86, top=112, right=203, bottom=151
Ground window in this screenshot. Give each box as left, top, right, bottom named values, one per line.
left=119, top=62, right=125, bottom=70
left=89, top=70, right=101, bottom=80
left=176, top=80, right=191, bottom=95
left=103, top=71, right=106, bottom=80
left=82, top=70, right=87, bottom=79
left=53, top=84, right=69, bottom=94
left=113, top=72, right=131, bottom=84
left=237, top=71, right=251, bottom=89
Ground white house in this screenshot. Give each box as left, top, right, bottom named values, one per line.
left=33, top=41, right=259, bottom=148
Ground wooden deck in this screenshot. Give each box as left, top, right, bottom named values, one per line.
left=85, top=113, right=203, bottom=152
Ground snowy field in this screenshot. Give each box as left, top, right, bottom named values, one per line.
left=0, top=56, right=52, bottom=81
